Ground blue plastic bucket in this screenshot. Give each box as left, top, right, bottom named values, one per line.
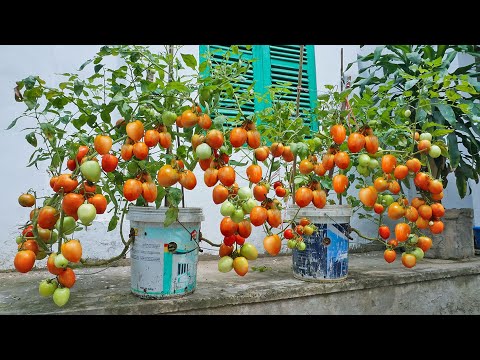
left=127, top=206, right=204, bottom=299
left=474, top=226, right=480, bottom=250
left=287, top=205, right=352, bottom=282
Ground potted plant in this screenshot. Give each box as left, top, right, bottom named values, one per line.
left=349, top=45, right=479, bottom=259
left=204, top=45, right=456, bottom=281
left=9, top=45, right=266, bottom=306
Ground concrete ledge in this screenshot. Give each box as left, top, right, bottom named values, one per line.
left=1, top=252, right=479, bottom=315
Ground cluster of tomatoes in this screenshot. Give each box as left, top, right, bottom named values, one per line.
left=354, top=127, right=446, bottom=268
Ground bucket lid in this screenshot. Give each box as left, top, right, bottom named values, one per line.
left=126, top=206, right=204, bottom=223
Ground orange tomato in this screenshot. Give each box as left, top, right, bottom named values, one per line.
left=414, top=172, right=430, bottom=191
left=411, top=197, right=426, bottom=209
left=374, top=203, right=384, bottom=214
left=417, top=139, right=431, bottom=153
left=206, top=130, right=224, bottom=149
left=334, top=152, right=350, bottom=170
left=38, top=206, right=60, bottom=230
left=431, top=191, right=444, bottom=201
left=282, top=146, right=294, bottom=162
left=181, top=110, right=198, bottom=128
left=263, top=234, right=282, bottom=256
left=322, top=153, right=335, bottom=170
left=332, top=174, right=348, bottom=194
left=384, top=249, right=396, bottom=263
left=394, top=165, right=409, bottom=180
left=219, top=244, right=233, bottom=257
left=101, top=154, right=118, bottom=173
left=299, top=159, right=314, bottom=174
left=230, top=127, right=247, bottom=148
left=378, top=225, right=390, bottom=239
left=417, top=236, right=433, bottom=252
left=220, top=217, right=238, bottom=237
left=253, top=184, right=269, bottom=202
left=157, top=165, right=179, bottom=187
left=88, top=194, right=108, bottom=214
left=347, top=132, right=366, bottom=153
left=388, top=180, right=401, bottom=194
left=14, top=250, right=36, bottom=273
left=430, top=220, right=444, bottom=234
left=178, top=170, right=197, bottom=190
left=395, top=223, right=411, bottom=242
left=330, top=124, right=346, bottom=144
left=295, top=187, right=314, bottom=207
left=218, top=166, right=236, bottom=186
left=428, top=180, right=443, bottom=194
left=359, top=186, right=378, bottom=207
left=270, top=142, right=284, bottom=157
left=204, top=168, right=218, bottom=187
left=374, top=177, right=389, bottom=192
left=405, top=206, right=419, bottom=222
left=431, top=203, right=445, bottom=218
left=133, top=142, right=149, bottom=160
left=312, top=189, right=327, bottom=209
left=246, top=164, right=262, bottom=183
left=94, top=135, right=113, bottom=155
left=402, top=253, right=417, bottom=268
left=61, top=240, right=82, bottom=263
left=406, top=158, right=421, bottom=173
left=121, top=143, right=134, bottom=161
left=141, top=182, right=157, bottom=203
left=416, top=216, right=430, bottom=229
left=159, top=132, right=172, bottom=149
left=126, top=120, right=144, bottom=141
left=238, top=220, right=252, bottom=238
left=255, top=146, right=270, bottom=161
left=381, top=154, right=397, bottom=173
left=314, top=163, right=327, bottom=176
left=387, top=202, right=405, bottom=220
left=62, top=193, right=85, bottom=217
left=250, top=206, right=268, bottom=226
left=418, top=204, right=432, bottom=220
left=199, top=157, right=213, bottom=171
left=144, top=129, right=160, bottom=147
left=364, top=134, right=379, bottom=154
left=212, top=185, right=229, bottom=204
left=247, top=130, right=261, bottom=149
left=58, top=268, right=76, bottom=288
left=123, top=179, right=143, bottom=201
left=198, top=114, right=212, bottom=130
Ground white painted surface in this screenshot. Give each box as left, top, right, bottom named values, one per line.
left=1, top=45, right=476, bottom=270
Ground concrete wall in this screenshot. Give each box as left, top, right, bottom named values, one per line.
left=2, top=44, right=473, bottom=270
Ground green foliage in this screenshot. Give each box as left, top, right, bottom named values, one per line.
left=350, top=45, right=480, bottom=197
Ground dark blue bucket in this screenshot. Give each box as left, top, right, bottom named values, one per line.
left=288, top=205, right=352, bottom=282
left=474, top=226, right=480, bottom=250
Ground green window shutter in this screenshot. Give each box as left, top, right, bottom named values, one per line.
left=199, top=45, right=258, bottom=128
left=263, top=45, right=317, bottom=132
left=199, top=45, right=317, bottom=130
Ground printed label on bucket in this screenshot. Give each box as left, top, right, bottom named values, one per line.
left=131, top=225, right=199, bottom=297
left=292, top=223, right=349, bottom=280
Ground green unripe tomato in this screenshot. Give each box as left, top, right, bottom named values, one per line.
left=39, top=279, right=58, bottom=297
left=53, top=287, right=70, bottom=307
left=358, top=154, right=371, bottom=167
left=368, top=158, right=379, bottom=169
left=54, top=253, right=68, bottom=269
left=80, top=161, right=101, bottom=183
left=429, top=145, right=441, bottom=158
left=196, top=143, right=212, bottom=160
left=404, top=109, right=411, bottom=117
left=220, top=201, right=235, bottom=217
left=231, top=208, right=245, bottom=224
left=297, top=242, right=306, bottom=251
left=238, top=186, right=252, bottom=200
left=287, top=240, right=296, bottom=249
left=411, top=247, right=425, bottom=261
left=218, top=256, right=234, bottom=273
left=419, top=132, right=432, bottom=141
left=162, top=111, right=177, bottom=126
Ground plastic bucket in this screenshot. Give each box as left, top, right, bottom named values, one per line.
left=286, top=205, right=352, bottom=282
left=474, top=226, right=480, bottom=250
left=127, top=206, right=204, bottom=299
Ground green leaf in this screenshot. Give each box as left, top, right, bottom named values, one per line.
left=431, top=129, right=453, bottom=137
left=421, top=121, right=440, bottom=131
left=166, top=81, right=190, bottom=93
left=5, top=115, right=23, bottom=130
left=455, top=171, right=467, bottom=199
left=73, top=80, right=84, bottom=96
left=155, top=186, right=166, bottom=209
left=415, top=107, right=427, bottom=122
left=229, top=160, right=248, bottom=167
left=199, top=61, right=208, bottom=73
left=166, top=188, right=183, bottom=207
left=100, top=110, right=111, bottom=123
left=181, top=54, right=197, bottom=70
left=406, top=52, right=422, bottom=64
left=404, top=79, right=419, bottom=90
left=107, top=215, right=119, bottom=232
left=94, top=64, right=104, bottom=73
left=78, top=59, right=93, bottom=71
left=164, top=207, right=179, bottom=227
left=25, top=132, right=37, bottom=147
left=436, top=104, right=456, bottom=126
left=447, top=132, right=460, bottom=168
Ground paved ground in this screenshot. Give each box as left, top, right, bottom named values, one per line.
left=1, top=252, right=479, bottom=314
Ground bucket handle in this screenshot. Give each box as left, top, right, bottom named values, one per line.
left=323, top=213, right=354, bottom=241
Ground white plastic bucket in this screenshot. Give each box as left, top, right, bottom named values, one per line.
left=286, top=205, right=352, bottom=282
left=127, top=206, right=204, bottom=299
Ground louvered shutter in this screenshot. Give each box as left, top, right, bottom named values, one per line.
left=262, top=45, right=317, bottom=132
left=199, top=45, right=258, bottom=129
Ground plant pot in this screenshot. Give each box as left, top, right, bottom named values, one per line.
left=286, top=205, right=352, bottom=282
left=126, top=206, right=204, bottom=299
left=424, top=208, right=475, bottom=259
